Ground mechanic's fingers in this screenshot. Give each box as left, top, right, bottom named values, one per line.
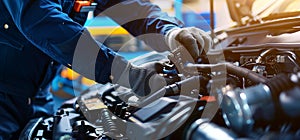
left=195, top=28, right=212, bottom=54
left=191, top=31, right=205, bottom=55
left=175, top=29, right=200, bottom=58
left=188, top=27, right=212, bottom=55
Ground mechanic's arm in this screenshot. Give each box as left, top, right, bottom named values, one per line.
left=2, top=0, right=118, bottom=83
left=95, top=0, right=212, bottom=59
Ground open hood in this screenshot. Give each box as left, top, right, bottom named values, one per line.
left=226, top=0, right=255, bottom=26
left=226, top=0, right=300, bottom=26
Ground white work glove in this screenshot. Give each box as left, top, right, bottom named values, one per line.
left=165, top=27, right=212, bottom=60
left=111, top=56, right=167, bottom=97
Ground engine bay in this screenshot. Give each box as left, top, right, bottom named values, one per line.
left=20, top=39, right=300, bottom=139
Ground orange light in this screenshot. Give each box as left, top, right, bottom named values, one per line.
left=73, top=1, right=91, bottom=12
left=200, top=96, right=216, bottom=102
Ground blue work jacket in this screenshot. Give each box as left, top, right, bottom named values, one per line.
left=0, top=0, right=182, bottom=98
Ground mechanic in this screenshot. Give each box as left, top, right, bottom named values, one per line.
left=0, top=0, right=212, bottom=139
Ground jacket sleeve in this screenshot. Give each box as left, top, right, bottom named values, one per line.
left=2, top=0, right=118, bottom=83
left=94, top=0, right=184, bottom=51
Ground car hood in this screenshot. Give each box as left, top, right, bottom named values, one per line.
left=226, top=0, right=300, bottom=26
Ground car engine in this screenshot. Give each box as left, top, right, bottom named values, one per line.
left=20, top=39, right=300, bottom=139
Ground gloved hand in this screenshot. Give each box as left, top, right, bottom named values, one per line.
left=165, top=27, right=212, bottom=60
left=111, top=57, right=167, bottom=97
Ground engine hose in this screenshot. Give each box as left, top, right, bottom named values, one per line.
left=186, top=63, right=268, bottom=84
left=265, top=73, right=295, bottom=96
left=256, top=48, right=278, bottom=63
left=226, top=63, right=267, bottom=83
left=264, top=73, right=299, bottom=119
left=185, top=119, right=237, bottom=140
left=221, top=71, right=300, bottom=135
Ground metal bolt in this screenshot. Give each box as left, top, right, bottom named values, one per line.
left=191, top=89, right=199, bottom=95
left=4, top=24, right=9, bottom=29
left=290, top=74, right=298, bottom=83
